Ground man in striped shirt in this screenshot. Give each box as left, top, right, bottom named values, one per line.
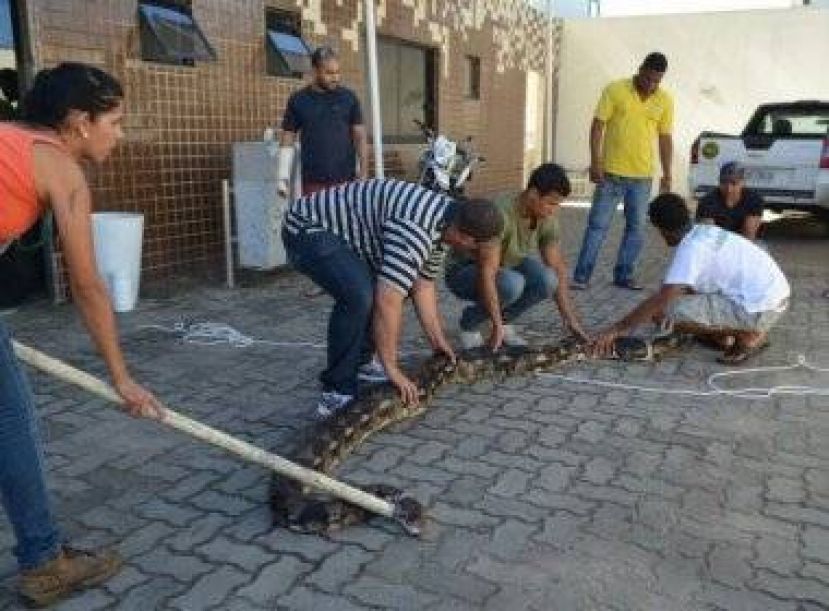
left=282, top=179, right=504, bottom=417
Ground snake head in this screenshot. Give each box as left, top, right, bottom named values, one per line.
left=393, top=496, right=425, bottom=537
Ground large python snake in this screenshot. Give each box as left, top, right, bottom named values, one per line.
left=269, top=334, right=688, bottom=536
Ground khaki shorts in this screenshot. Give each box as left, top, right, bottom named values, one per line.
left=668, top=294, right=787, bottom=333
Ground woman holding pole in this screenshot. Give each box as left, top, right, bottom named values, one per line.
left=0, top=62, right=163, bottom=607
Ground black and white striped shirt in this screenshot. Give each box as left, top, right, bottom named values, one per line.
left=283, top=179, right=453, bottom=294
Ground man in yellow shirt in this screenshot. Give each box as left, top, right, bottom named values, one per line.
left=572, top=52, right=674, bottom=291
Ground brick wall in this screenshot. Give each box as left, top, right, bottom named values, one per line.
left=23, top=0, right=558, bottom=295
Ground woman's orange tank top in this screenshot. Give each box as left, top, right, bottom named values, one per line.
left=0, top=123, right=65, bottom=243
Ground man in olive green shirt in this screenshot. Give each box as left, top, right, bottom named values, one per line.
left=446, top=163, right=588, bottom=349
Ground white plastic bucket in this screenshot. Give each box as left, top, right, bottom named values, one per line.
left=91, top=212, right=144, bottom=313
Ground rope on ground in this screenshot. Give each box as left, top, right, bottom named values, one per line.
left=138, top=321, right=327, bottom=350
left=138, top=320, right=424, bottom=357
left=538, top=354, right=829, bottom=400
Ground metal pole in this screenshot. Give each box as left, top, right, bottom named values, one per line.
left=363, top=0, right=384, bottom=178
left=545, top=0, right=555, bottom=160
left=221, top=179, right=234, bottom=289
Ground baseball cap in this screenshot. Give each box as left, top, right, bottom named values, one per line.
left=719, top=161, right=745, bottom=182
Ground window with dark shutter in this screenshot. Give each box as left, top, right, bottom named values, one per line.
left=138, top=1, right=216, bottom=66
left=265, top=9, right=311, bottom=78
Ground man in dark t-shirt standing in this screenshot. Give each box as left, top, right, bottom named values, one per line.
left=696, top=161, right=764, bottom=240
left=277, top=46, right=368, bottom=197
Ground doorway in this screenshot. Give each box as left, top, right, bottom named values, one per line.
left=0, top=0, right=47, bottom=308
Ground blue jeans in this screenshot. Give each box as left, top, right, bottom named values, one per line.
left=282, top=228, right=373, bottom=397
left=446, top=257, right=558, bottom=331
left=0, top=321, right=61, bottom=570
left=573, top=174, right=653, bottom=284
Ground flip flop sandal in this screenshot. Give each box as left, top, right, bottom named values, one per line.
left=717, top=339, right=769, bottom=365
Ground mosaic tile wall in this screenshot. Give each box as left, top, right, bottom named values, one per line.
left=24, top=0, right=561, bottom=296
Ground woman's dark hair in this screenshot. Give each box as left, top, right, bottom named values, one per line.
left=311, top=46, right=338, bottom=69
left=648, top=193, right=690, bottom=233
left=527, top=163, right=571, bottom=198
left=20, top=62, right=123, bottom=128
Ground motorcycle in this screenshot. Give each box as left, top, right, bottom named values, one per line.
left=413, top=119, right=485, bottom=197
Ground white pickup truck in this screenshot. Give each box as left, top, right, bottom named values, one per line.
left=688, top=101, right=829, bottom=218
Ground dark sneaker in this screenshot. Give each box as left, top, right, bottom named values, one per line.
left=570, top=280, right=589, bottom=291
left=613, top=278, right=644, bottom=291
left=19, top=546, right=121, bottom=608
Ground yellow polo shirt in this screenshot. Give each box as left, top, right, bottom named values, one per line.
left=595, top=78, right=674, bottom=178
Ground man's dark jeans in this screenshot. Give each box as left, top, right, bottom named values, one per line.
left=445, top=257, right=558, bottom=331
left=282, top=227, right=373, bottom=397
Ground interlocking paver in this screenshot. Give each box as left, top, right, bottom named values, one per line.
left=3, top=208, right=829, bottom=609
left=118, top=522, right=177, bottom=558
left=488, top=468, right=532, bottom=497
left=277, top=586, right=368, bottom=611
left=751, top=571, right=829, bottom=606
left=408, top=562, right=498, bottom=605
left=115, top=577, right=188, bottom=611
left=344, top=575, right=438, bottom=610
left=440, top=475, right=490, bottom=505
left=305, top=546, right=373, bottom=592
left=803, top=526, right=829, bottom=564
left=707, top=542, right=753, bottom=588
left=167, top=513, right=238, bottom=553
left=489, top=519, right=538, bottom=561
left=103, top=565, right=150, bottom=596
left=134, top=498, right=202, bottom=527
left=131, top=547, right=213, bottom=581
left=198, top=536, right=273, bottom=573
left=168, top=566, right=250, bottom=610
left=753, top=534, right=801, bottom=576
left=237, top=556, right=312, bottom=604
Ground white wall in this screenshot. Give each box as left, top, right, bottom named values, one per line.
left=600, top=0, right=798, bottom=16
left=554, top=7, right=829, bottom=195
left=555, top=0, right=592, bottom=18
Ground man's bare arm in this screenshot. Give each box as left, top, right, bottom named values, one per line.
left=352, top=124, right=369, bottom=179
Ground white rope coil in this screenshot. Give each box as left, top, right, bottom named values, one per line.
left=539, top=353, right=829, bottom=400
left=139, top=321, right=326, bottom=350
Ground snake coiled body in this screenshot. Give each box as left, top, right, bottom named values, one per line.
left=269, top=335, right=687, bottom=534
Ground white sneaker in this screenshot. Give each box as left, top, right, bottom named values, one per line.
left=502, top=324, right=528, bottom=347
left=357, top=358, right=389, bottom=383
left=460, top=330, right=484, bottom=349
left=316, top=391, right=354, bottom=418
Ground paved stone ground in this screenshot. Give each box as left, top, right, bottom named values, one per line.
left=2, top=206, right=829, bottom=610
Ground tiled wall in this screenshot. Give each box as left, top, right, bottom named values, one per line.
left=24, top=0, right=559, bottom=296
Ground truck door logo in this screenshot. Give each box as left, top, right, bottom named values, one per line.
left=702, top=142, right=719, bottom=159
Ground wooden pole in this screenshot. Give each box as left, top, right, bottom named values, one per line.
left=12, top=340, right=396, bottom=520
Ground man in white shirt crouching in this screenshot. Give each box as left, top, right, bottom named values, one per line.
left=591, top=193, right=790, bottom=365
